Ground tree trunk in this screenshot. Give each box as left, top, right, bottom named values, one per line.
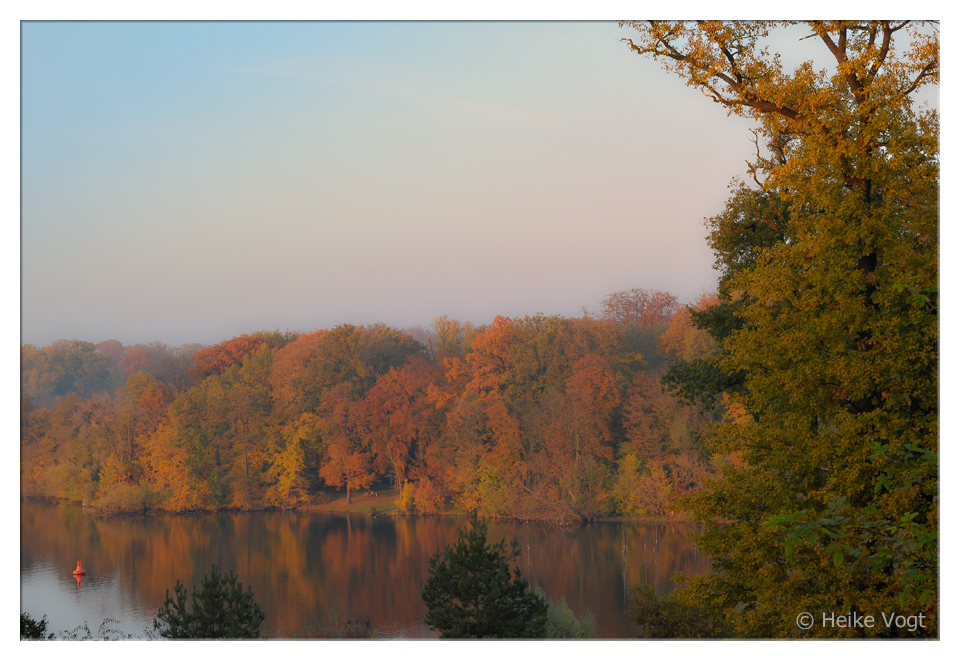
left=243, top=448, right=251, bottom=509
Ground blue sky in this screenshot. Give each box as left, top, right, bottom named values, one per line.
left=18, top=19, right=940, bottom=347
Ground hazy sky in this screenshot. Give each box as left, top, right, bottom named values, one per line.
left=19, top=20, right=938, bottom=347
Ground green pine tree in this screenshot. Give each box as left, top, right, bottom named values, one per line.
left=421, top=519, right=548, bottom=638
left=153, top=564, right=266, bottom=639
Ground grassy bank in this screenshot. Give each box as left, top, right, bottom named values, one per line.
left=312, top=487, right=402, bottom=516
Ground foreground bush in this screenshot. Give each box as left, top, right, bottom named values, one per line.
left=628, top=582, right=731, bottom=638
left=535, top=590, right=596, bottom=638
left=21, top=613, right=131, bottom=640
left=21, top=613, right=52, bottom=640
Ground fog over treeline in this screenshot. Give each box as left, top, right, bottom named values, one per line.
left=20, top=327, right=473, bottom=407
left=20, top=289, right=706, bottom=406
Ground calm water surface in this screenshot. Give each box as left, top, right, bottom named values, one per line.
left=20, top=501, right=708, bottom=638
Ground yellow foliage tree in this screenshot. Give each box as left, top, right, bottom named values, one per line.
left=622, top=20, right=938, bottom=637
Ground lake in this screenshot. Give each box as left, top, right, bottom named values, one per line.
left=20, top=501, right=709, bottom=639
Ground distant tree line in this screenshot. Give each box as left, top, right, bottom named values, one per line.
left=20, top=289, right=728, bottom=522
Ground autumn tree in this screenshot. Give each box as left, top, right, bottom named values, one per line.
left=431, top=315, right=463, bottom=356
left=439, top=314, right=630, bottom=521
left=316, top=382, right=376, bottom=504
left=612, top=369, right=716, bottom=518
left=599, top=288, right=679, bottom=325
left=525, top=354, right=621, bottom=522
left=191, top=330, right=298, bottom=381
left=75, top=371, right=172, bottom=510
left=269, top=330, right=327, bottom=417
left=596, top=288, right=678, bottom=372
left=312, top=325, right=426, bottom=502
left=95, top=339, right=125, bottom=364
left=622, top=21, right=938, bottom=637
left=95, top=339, right=128, bottom=390
left=220, top=344, right=276, bottom=509
left=25, top=393, right=99, bottom=504
left=658, top=292, right=720, bottom=363
left=140, top=373, right=233, bottom=511
left=294, top=324, right=423, bottom=409
left=265, top=330, right=330, bottom=501
left=20, top=395, right=51, bottom=498
left=145, top=342, right=203, bottom=393
left=262, top=412, right=318, bottom=509
left=606, top=292, right=724, bottom=518
left=21, top=340, right=113, bottom=407
left=361, top=356, right=443, bottom=496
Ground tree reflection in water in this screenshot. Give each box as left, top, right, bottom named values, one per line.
left=20, top=502, right=708, bottom=638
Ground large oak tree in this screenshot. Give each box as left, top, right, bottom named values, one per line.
left=622, top=20, right=938, bottom=637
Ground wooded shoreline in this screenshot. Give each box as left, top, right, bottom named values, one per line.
left=22, top=492, right=700, bottom=526
left=23, top=297, right=724, bottom=526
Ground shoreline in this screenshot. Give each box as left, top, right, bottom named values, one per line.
left=21, top=493, right=701, bottom=525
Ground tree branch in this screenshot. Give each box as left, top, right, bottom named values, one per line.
left=864, top=21, right=894, bottom=87
left=902, top=60, right=938, bottom=97
left=817, top=24, right=866, bottom=104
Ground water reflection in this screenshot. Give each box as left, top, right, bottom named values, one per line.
left=20, top=501, right=709, bottom=638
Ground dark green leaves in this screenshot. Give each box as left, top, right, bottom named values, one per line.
left=153, top=564, right=265, bottom=639
left=421, top=519, right=548, bottom=638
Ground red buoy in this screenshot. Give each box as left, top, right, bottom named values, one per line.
left=73, top=560, right=86, bottom=575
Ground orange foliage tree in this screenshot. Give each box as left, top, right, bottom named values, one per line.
left=191, top=331, right=299, bottom=381
left=599, top=288, right=679, bottom=325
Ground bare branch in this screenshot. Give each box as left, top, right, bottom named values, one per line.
left=902, top=60, right=939, bottom=97
left=746, top=130, right=765, bottom=187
